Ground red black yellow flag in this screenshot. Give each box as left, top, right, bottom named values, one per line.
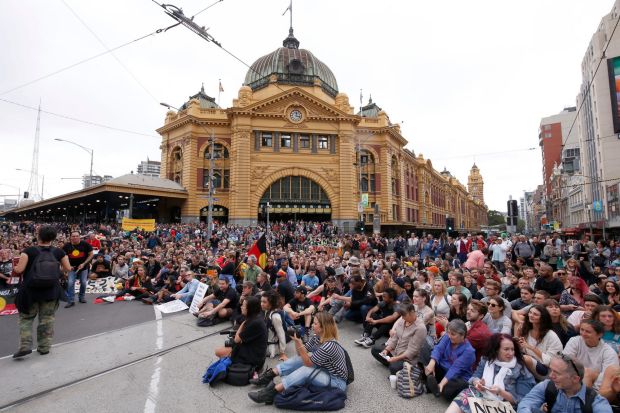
left=248, top=233, right=268, bottom=269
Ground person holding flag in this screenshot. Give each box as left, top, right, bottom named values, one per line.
left=248, top=233, right=268, bottom=270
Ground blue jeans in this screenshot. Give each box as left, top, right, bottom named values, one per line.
left=67, top=268, right=89, bottom=302
left=276, top=356, right=346, bottom=391
left=345, top=304, right=373, bottom=323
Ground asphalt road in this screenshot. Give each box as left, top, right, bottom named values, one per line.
left=0, top=304, right=450, bottom=413
left=0, top=294, right=157, bottom=357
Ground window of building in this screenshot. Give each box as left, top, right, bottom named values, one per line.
left=205, top=143, right=229, bottom=159
left=299, top=134, right=310, bottom=148
left=281, top=134, right=291, bottom=148
left=318, top=136, right=328, bottom=149
left=204, top=170, right=230, bottom=189
left=261, top=133, right=272, bottom=147
left=358, top=150, right=376, bottom=193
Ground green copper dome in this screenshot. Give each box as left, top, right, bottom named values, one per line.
left=244, top=29, right=339, bottom=97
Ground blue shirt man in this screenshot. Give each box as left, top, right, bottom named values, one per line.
left=517, top=356, right=612, bottom=413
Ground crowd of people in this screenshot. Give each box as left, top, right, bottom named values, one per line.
left=3, top=219, right=620, bottom=412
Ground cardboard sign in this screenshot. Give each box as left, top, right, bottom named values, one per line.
left=189, top=282, right=208, bottom=314
left=154, top=299, right=189, bottom=314
left=466, top=397, right=516, bottom=413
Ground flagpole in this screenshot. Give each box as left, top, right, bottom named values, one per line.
left=218, top=78, right=221, bottom=106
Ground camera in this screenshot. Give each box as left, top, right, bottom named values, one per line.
left=220, top=330, right=236, bottom=347
left=287, top=325, right=303, bottom=338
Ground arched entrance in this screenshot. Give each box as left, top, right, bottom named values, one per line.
left=258, top=175, right=331, bottom=222
left=200, top=205, right=229, bottom=223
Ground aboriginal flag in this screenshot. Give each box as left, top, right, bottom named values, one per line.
left=248, top=234, right=268, bottom=269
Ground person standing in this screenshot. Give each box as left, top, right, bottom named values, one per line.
left=13, top=226, right=71, bottom=358
left=62, top=231, right=94, bottom=308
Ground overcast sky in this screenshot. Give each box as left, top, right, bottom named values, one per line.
left=0, top=0, right=614, bottom=213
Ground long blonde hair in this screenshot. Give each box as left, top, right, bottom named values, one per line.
left=316, top=312, right=339, bottom=343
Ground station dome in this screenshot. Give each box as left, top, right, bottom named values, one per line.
left=244, top=29, right=339, bottom=97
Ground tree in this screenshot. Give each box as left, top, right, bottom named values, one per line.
left=517, top=218, right=526, bottom=234
left=487, top=210, right=506, bottom=227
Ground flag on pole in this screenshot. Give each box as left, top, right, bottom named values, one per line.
left=282, top=0, right=291, bottom=16
left=219, top=79, right=224, bottom=92
left=247, top=233, right=268, bottom=269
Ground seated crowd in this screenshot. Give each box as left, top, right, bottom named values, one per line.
left=3, top=221, right=620, bottom=412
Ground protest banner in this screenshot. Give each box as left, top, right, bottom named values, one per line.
left=155, top=299, right=189, bottom=314
left=189, top=282, right=208, bottom=314
left=121, top=218, right=156, bottom=232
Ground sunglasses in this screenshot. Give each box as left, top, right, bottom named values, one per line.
left=557, top=272, right=566, bottom=275
left=488, top=303, right=499, bottom=307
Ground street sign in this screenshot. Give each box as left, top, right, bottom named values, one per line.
left=593, top=200, right=603, bottom=212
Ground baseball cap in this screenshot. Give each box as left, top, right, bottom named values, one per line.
left=296, top=286, right=308, bottom=295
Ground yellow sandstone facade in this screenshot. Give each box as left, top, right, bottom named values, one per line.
left=157, top=29, right=487, bottom=232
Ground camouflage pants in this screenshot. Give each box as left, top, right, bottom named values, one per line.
left=18, top=300, right=59, bottom=352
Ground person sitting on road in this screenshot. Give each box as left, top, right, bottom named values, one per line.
left=89, top=254, right=111, bottom=279
left=169, top=270, right=199, bottom=305
left=310, top=275, right=341, bottom=313
left=370, top=301, right=429, bottom=375
left=248, top=312, right=348, bottom=405
left=214, top=295, right=267, bottom=373
left=283, top=286, right=315, bottom=338
left=482, top=296, right=512, bottom=335
left=262, top=290, right=288, bottom=361
left=563, top=319, right=619, bottom=389
left=330, top=274, right=377, bottom=323
left=355, top=288, right=400, bottom=348
left=465, top=300, right=492, bottom=369
left=516, top=304, right=563, bottom=380
left=446, top=333, right=536, bottom=413
left=424, top=319, right=476, bottom=401
left=114, top=265, right=154, bottom=301
left=195, top=276, right=239, bottom=327
left=517, top=355, right=613, bottom=413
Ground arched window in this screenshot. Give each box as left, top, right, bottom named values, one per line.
left=170, top=146, right=183, bottom=185
left=203, top=143, right=230, bottom=190
left=205, top=143, right=229, bottom=159
left=358, top=150, right=376, bottom=193
left=391, top=155, right=400, bottom=195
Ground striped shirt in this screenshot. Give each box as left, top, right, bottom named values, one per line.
left=305, top=337, right=348, bottom=381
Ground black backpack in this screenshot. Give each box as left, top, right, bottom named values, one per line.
left=334, top=342, right=354, bottom=385
left=27, top=247, right=61, bottom=289
left=544, top=380, right=596, bottom=413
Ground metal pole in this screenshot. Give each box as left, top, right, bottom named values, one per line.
left=41, top=175, right=44, bottom=200
left=129, top=193, right=134, bottom=219
left=267, top=201, right=270, bottom=248
left=89, top=149, right=94, bottom=187
left=206, top=132, right=215, bottom=240
left=588, top=207, right=593, bottom=238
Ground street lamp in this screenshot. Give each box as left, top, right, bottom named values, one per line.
left=161, top=102, right=216, bottom=238
left=586, top=204, right=593, bottom=238
left=54, top=138, right=94, bottom=187
left=15, top=168, right=44, bottom=200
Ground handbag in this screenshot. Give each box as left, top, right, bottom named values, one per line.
left=274, top=369, right=347, bottom=411
left=224, top=363, right=254, bottom=386
left=396, top=362, right=425, bottom=399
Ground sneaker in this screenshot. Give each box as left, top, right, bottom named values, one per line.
left=361, top=337, right=375, bottom=348
left=354, top=334, right=368, bottom=345
left=12, top=349, right=32, bottom=359
left=64, top=302, right=75, bottom=308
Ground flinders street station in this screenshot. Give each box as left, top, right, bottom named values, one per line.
left=5, top=27, right=487, bottom=233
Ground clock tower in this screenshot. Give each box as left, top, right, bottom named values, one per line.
left=468, top=164, right=484, bottom=204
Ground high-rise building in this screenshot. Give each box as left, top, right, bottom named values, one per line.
left=137, top=159, right=161, bottom=177
left=576, top=1, right=620, bottom=232
left=539, top=108, right=577, bottom=198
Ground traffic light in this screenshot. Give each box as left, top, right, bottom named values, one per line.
left=23, top=191, right=29, bottom=199
left=445, top=217, right=454, bottom=232
left=355, top=220, right=365, bottom=233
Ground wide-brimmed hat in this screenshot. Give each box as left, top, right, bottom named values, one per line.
left=348, top=256, right=361, bottom=266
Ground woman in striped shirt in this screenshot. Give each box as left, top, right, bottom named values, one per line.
left=248, top=312, right=348, bottom=405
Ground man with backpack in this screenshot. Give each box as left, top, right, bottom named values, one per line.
left=517, top=355, right=612, bottom=413
left=12, top=225, right=71, bottom=358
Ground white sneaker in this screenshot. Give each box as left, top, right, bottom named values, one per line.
left=354, top=335, right=367, bottom=345
left=361, top=337, right=375, bottom=348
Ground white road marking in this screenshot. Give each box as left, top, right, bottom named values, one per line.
left=143, top=307, right=163, bottom=413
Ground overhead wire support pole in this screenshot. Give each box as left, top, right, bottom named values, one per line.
left=206, top=131, right=215, bottom=241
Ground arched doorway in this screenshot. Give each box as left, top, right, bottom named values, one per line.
left=258, top=175, right=331, bottom=221
left=200, top=206, right=229, bottom=224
